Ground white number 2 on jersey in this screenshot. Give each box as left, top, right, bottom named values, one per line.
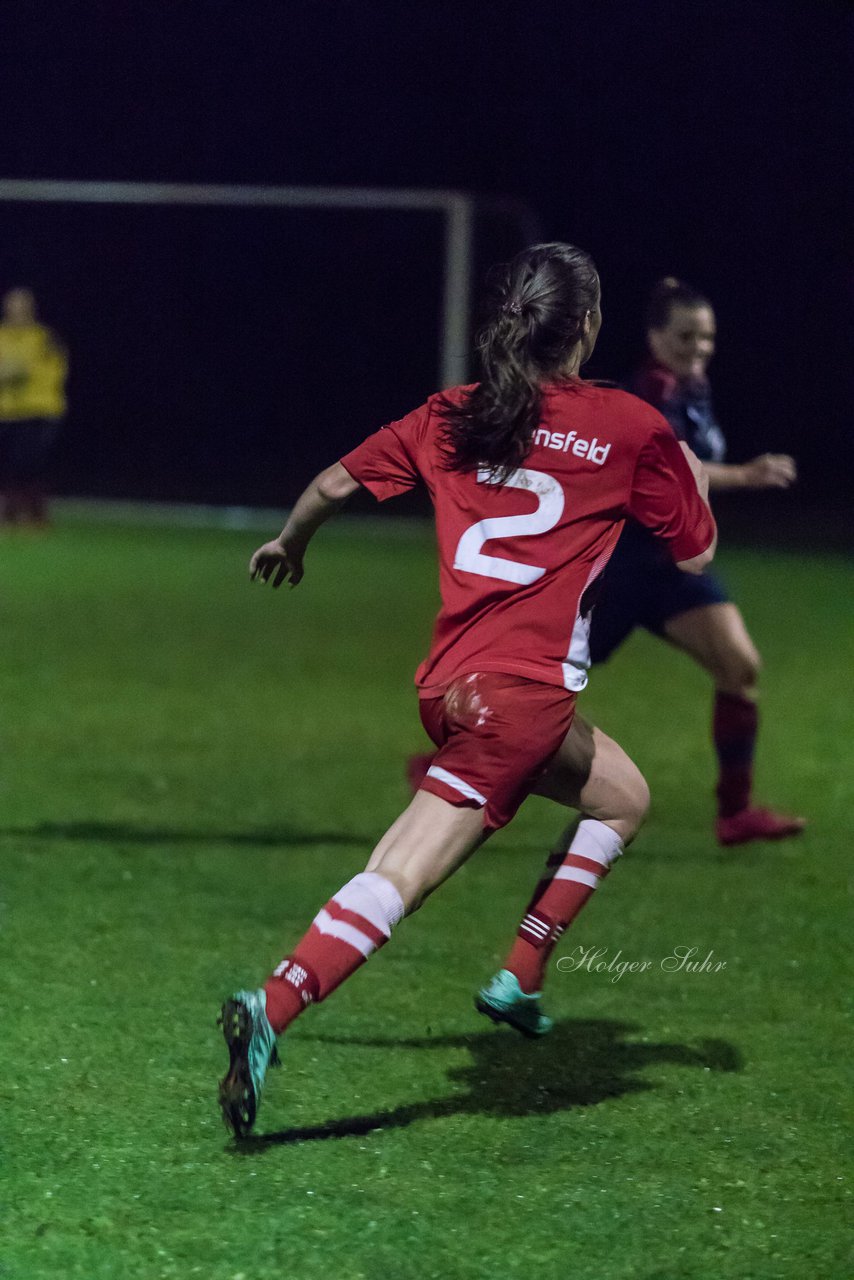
left=453, top=467, right=565, bottom=586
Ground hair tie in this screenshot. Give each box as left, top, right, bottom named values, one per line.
left=503, top=299, right=523, bottom=316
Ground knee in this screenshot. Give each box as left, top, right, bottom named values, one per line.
left=610, top=765, right=650, bottom=846
left=715, top=644, right=762, bottom=695
left=366, top=865, right=422, bottom=916
left=624, top=769, right=651, bottom=841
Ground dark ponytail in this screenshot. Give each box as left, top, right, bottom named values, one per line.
left=439, top=242, right=599, bottom=480
left=646, top=276, right=711, bottom=332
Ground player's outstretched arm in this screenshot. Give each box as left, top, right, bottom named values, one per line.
left=250, top=462, right=361, bottom=588
left=704, top=454, right=797, bottom=491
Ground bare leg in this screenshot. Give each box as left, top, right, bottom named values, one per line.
left=477, top=717, right=649, bottom=1028
left=221, top=793, right=489, bottom=1135
left=533, top=714, right=650, bottom=843
left=366, top=790, right=488, bottom=913
left=256, top=792, right=486, bottom=1041
left=662, top=603, right=804, bottom=840
left=662, top=602, right=760, bottom=697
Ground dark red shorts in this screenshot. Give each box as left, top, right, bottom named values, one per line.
left=418, top=671, right=576, bottom=832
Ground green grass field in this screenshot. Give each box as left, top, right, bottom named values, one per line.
left=2, top=515, right=852, bottom=1279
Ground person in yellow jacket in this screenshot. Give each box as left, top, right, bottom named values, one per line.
left=0, top=287, right=68, bottom=526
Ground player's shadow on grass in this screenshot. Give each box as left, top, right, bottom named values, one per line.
left=234, top=1020, right=742, bottom=1150
left=0, top=820, right=366, bottom=848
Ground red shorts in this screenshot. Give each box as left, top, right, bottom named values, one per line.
left=418, top=671, right=576, bottom=832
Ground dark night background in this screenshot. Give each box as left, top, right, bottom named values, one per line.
left=0, top=0, right=851, bottom=528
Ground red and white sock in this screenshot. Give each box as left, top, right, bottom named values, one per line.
left=263, top=871, right=405, bottom=1034
left=505, top=819, right=624, bottom=994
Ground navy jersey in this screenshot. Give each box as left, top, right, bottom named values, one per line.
left=588, top=360, right=731, bottom=663
left=628, top=360, right=726, bottom=463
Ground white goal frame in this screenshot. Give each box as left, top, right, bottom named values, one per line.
left=0, top=178, right=539, bottom=389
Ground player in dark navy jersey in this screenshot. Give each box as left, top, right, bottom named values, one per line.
left=590, top=278, right=805, bottom=846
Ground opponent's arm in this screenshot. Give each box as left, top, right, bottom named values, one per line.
left=648, top=375, right=796, bottom=493
left=249, top=462, right=360, bottom=587
left=704, top=455, right=797, bottom=491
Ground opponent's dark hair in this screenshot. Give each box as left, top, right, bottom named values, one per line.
left=439, top=242, right=599, bottom=480
left=645, top=277, right=712, bottom=332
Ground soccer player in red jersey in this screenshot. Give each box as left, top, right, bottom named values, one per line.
left=589, top=278, right=806, bottom=845
left=218, top=244, right=716, bottom=1136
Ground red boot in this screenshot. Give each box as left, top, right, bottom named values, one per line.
left=716, top=806, right=806, bottom=846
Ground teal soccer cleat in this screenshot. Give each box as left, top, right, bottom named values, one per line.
left=218, top=988, right=280, bottom=1136
left=475, top=969, right=554, bottom=1038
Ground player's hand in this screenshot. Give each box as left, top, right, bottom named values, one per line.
left=679, top=442, right=710, bottom=503
left=249, top=538, right=305, bottom=588
left=741, top=453, right=797, bottom=489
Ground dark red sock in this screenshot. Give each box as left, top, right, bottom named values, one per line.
left=713, top=691, right=758, bottom=818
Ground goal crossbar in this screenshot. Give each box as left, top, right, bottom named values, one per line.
left=0, top=178, right=535, bottom=388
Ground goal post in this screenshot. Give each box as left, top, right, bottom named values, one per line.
left=0, top=178, right=538, bottom=390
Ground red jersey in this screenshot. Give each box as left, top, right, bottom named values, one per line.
left=340, top=381, right=715, bottom=696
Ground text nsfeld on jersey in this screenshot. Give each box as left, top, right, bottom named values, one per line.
left=532, top=428, right=611, bottom=463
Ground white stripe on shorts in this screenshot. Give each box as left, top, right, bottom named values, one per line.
left=425, top=765, right=487, bottom=807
